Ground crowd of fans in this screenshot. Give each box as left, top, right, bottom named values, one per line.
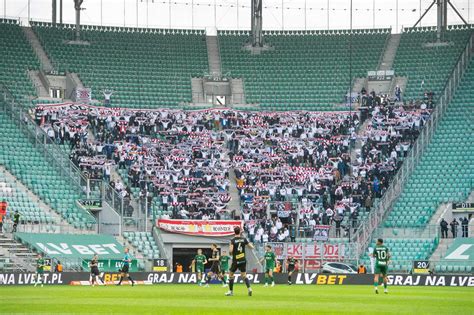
left=33, top=93, right=431, bottom=241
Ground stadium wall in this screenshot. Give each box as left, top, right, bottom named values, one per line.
left=0, top=272, right=473, bottom=287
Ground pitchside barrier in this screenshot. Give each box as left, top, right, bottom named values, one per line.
left=0, top=272, right=473, bottom=287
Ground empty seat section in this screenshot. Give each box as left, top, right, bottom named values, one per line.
left=218, top=29, right=390, bottom=110
left=32, top=24, right=209, bottom=109
left=385, top=57, right=474, bottom=228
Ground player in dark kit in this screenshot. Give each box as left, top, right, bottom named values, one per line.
left=89, top=254, right=105, bottom=286
left=286, top=256, right=299, bottom=285
left=204, top=243, right=221, bottom=287
left=225, top=226, right=254, bottom=297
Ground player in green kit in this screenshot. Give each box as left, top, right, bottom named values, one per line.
left=34, top=253, right=45, bottom=287
left=260, top=245, right=276, bottom=287
left=219, top=250, right=231, bottom=287
left=371, top=238, right=391, bottom=294
left=190, top=249, right=207, bottom=286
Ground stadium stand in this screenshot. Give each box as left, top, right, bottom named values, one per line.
left=0, top=19, right=39, bottom=101
left=123, top=231, right=161, bottom=261
left=0, top=234, right=37, bottom=272
left=31, top=22, right=209, bottom=109
left=393, top=27, right=472, bottom=100
left=0, top=169, right=56, bottom=225
left=0, top=110, right=96, bottom=229
left=33, top=99, right=431, bottom=244
left=1, top=14, right=472, bottom=275
left=385, top=57, right=474, bottom=228
left=35, top=106, right=233, bottom=221
left=218, top=29, right=390, bottom=110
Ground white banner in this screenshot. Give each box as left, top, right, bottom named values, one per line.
left=75, top=88, right=92, bottom=103
left=157, top=219, right=243, bottom=236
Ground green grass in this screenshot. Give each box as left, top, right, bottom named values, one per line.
left=0, top=284, right=472, bottom=314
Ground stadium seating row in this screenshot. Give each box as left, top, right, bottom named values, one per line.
left=0, top=171, right=56, bottom=224
left=219, top=28, right=390, bottom=36
left=0, top=109, right=96, bottom=229
left=219, top=31, right=388, bottom=110
left=0, top=22, right=39, bottom=102
left=393, top=28, right=472, bottom=100
left=123, top=231, right=161, bottom=260
left=386, top=58, right=474, bottom=228
left=29, top=20, right=206, bottom=35
left=32, top=24, right=209, bottom=109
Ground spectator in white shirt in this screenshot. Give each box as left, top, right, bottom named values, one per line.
left=275, top=218, right=283, bottom=230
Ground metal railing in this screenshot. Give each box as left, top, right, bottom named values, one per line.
left=352, top=32, right=474, bottom=258
left=1, top=84, right=90, bottom=197
left=1, top=83, right=150, bottom=233
left=103, top=183, right=146, bottom=234
left=46, top=256, right=88, bottom=272
left=0, top=85, right=100, bottom=229
left=0, top=84, right=143, bottom=233
left=373, top=224, right=442, bottom=240
left=15, top=222, right=97, bottom=235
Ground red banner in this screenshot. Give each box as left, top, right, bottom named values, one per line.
left=156, top=219, right=243, bottom=236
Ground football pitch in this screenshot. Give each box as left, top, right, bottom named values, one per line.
left=0, top=284, right=472, bottom=314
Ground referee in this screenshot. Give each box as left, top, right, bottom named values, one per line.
left=117, top=248, right=135, bottom=286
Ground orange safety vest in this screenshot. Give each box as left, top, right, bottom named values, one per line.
left=176, top=264, right=183, bottom=273
left=236, top=178, right=245, bottom=188
left=275, top=264, right=281, bottom=273
left=358, top=266, right=366, bottom=274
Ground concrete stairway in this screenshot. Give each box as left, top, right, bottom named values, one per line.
left=27, top=70, right=49, bottom=97
left=206, top=36, right=222, bottom=76
left=67, top=72, right=84, bottom=89
left=190, top=78, right=205, bottom=104
left=429, top=238, right=454, bottom=262
left=379, top=34, right=401, bottom=71
left=352, top=77, right=367, bottom=94
left=228, top=169, right=242, bottom=219
left=0, top=234, right=36, bottom=272
left=350, top=118, right=371, bottom=165
left=230, top=78, right=246, bottom=104
left=22, top=26, right=54, bottom=73
left=428, top=203, right=451, bottom=226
